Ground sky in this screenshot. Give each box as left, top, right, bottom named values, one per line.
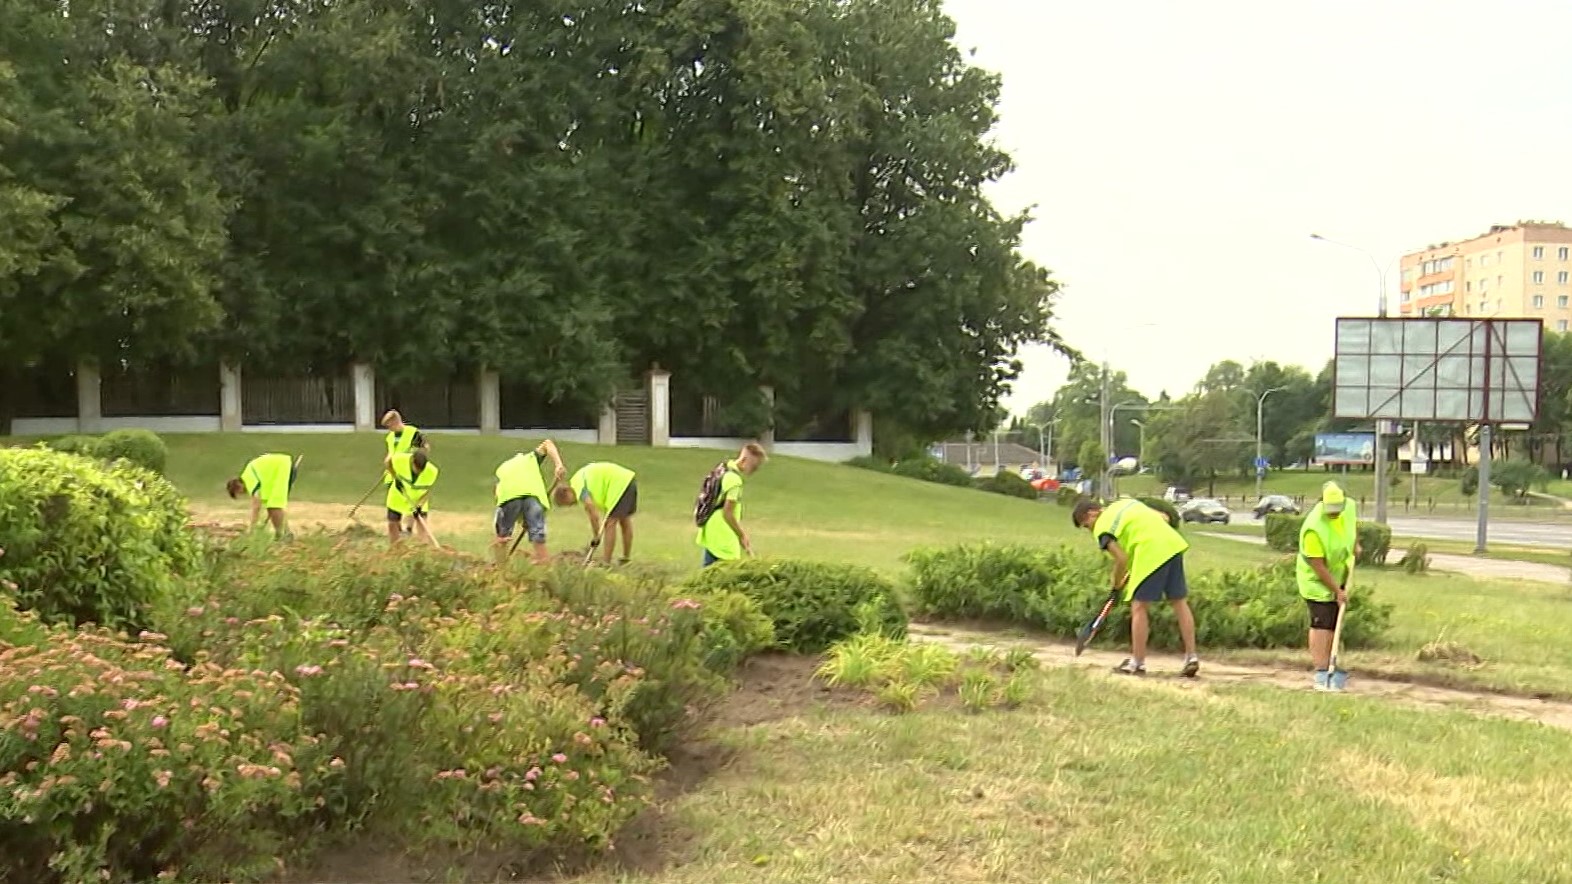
left=942, top=0, right=1572, bottom=414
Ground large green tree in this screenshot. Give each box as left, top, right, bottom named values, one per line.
left=0, top=1, right=228, bottom=426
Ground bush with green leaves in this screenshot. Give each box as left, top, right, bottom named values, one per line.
left=1137, top=496, right=1181, bottom=529
left=889, top=456, right=974, bottom=488
left=680, top=559, right=907, bottom=653
left=845, top=454, right=893, bottom=473
left=0, top=448, right=202, bottom=631
left=975, top=470, right=1039, bottom=500
left=904, top=542, right=1393, bottom=650
left=42, top=429, right=168, bottom=475
left=1056, top=485, right=1083, bottom=507
left=94, top=429, right=168, bottom=474
left=43, top=435, right=101, bottom=457
left=1264, top=514, right=1390, bottom=566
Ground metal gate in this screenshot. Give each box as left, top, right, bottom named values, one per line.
left=615, top=390, right=650, bottom=445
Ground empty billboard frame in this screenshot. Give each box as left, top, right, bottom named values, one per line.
left=1332, top=318, right=1543, bottom=424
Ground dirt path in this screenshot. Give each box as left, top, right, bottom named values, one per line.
left=1200, top=531, right=1570, bottom=584
left=907, top=622, right=1572, bottom=734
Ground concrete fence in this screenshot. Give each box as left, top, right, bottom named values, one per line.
left=11, top=362, right=874, bottom=463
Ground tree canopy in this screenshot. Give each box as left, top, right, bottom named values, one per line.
left=0, top=0, right=1066, bottom=438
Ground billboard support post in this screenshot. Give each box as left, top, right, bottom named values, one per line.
left=1476, top=423, right=1492, bottom=554
left=1374, top=422, right=1387, bottom=522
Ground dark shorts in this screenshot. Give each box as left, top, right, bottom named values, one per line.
left=608, top=480, right=639, bottom=518
left=495, top=496, right=547, bottom=543
left=1306, top=599, right=1341, bottom=631
left=1130, top=553, right=1188, bottom=602
left=387, top=507, right=426, bottom=522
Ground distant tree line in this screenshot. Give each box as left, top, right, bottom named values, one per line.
left=1013, top=332, right=1572, bottom=488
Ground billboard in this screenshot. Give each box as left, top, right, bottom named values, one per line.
left=1332, top=318, right=1542, bottom=422
left=1314, top=433, right=1376, bottom=466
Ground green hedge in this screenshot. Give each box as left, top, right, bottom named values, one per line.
left=43, top=429, right=168, bottom=475
left=1264, top=514, right=1392, bottom=566
left=1137, top=496, right=1181, bottom=529
left=904, top=542, right=1393, bottom=650
left=680, top=559, right=907, bottom=653
left=1056, top=486, right=1083, bottom=507
left=0, top=448, right=200, bottom=631
left=975, top=470, right=1038, bottom=500
left=889, top=457, right=974, bottom=488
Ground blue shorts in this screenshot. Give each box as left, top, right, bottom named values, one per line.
left=495, top=496, right=547, bottom=544
left=1131, top=553, right=1188, bottom=602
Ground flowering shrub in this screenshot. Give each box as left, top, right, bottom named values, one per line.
left=0, top=629, right=343, bottom=884
left=0, top=449, right=201, bottom=631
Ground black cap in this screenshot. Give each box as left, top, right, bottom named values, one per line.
left=1071, top=497, right=1101, bottom=528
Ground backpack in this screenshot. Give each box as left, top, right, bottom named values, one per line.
left=693, top=461, right=736, bottom=527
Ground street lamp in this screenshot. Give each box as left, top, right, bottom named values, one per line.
left=1254, top=386, right=1286, bottom=500
left=1033, top=419, right=1057, bottom=476
left=1107, top=402, right=1181, bottom=497
left=1310, top=232, right=1404, bottom=524
left=1130, top=418, right=1146, bottom=469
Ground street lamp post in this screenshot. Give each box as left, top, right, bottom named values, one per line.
left=1107, top=402, right=1181, bottom=497
left=1254, top=386, right=1286, bottom=500
left=1130, top=418, right=1146, bottom=469
left=1310, top=233, right=1403, bottom=524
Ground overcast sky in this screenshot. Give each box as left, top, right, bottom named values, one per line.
left=943, top=0, right=1572, bottom=414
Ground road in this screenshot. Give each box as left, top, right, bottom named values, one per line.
left=1225, top=511, right=1572, bottom=548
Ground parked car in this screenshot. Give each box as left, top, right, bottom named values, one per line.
left=1252, top=494, right=1301, bottom=519
left=1179, top=498, right=1230, bottom=525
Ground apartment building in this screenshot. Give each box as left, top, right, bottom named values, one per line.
left=1399, top=221, right=1572, bottom=331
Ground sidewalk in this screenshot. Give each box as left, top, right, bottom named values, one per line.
left=1200, top=532, right=1570, bottom=584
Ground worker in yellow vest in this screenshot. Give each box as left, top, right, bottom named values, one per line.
left=385, top=450, right=439, bottom=546
left=562, top=461, right=639, bottom=565
left=1297, top=481, right=1361, bottom=691
left=380, top=410, right=428, bottom=535
left=491, top=440, right=568, bottom=565
left=1072, top=497, right=1200, bottom=677
left=226, top=453, right=300, bottom=540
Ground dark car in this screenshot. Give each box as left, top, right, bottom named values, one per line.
left=1179, top=498, right=1230, bottom=525
left=1252, top=494, right=1300, bottom=519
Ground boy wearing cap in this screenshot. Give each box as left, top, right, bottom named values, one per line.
left=1072, top=496, right=1201, bottom=677
left=380, top=410, right=429, bottom=535
left=1297, top=481, right=1360, bottom=691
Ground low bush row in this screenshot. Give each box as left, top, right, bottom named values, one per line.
left=43, top=429, right=168, bottom=475
left=904, top=543, right=1393, bottom=650
left=1263, top=513, right=1393, bottom=566
left=847, top=455, right=1042, bottom=500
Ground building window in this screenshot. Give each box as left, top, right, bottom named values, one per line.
left=1534, top=295, right=1545, bottom=308
left=1561, top=247, right=1569, bottom=261
left=1560, top=295, right=1569, bottom=308
left=1480, top=278, right=1490, bottom=291
left=1534, top=246, right=1545, bottom=259
left=1561, top=320, right=1570, bottom=332
left=1481, top=254, right=1491, bottom=267
left=1467, top=281, right=1474, bottom=292
left=1561, top=271, right=1569, bottom=285
left=1535, top=271, right=1545, bottom=284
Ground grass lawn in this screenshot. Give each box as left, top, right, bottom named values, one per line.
left=566, top=659, right=1572, bottom=884
left=14, top=432, right=1572, bottom=882
left=10, top=431, right=1572, bottom=697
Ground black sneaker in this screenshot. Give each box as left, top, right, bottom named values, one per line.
left=1113, top=658, right=1146, bottom=676
left=1180, top=657, right=1200, bottom=678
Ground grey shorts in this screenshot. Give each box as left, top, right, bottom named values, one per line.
left=1131, top=553, right=1188, bottom=602
left=495, top=496, right=546, bottom=543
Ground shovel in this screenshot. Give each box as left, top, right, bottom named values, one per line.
left=1327, top=561, right=1353, bottom=691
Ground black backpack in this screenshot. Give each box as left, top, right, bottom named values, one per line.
left=693, top=461, right=736, bottom=527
